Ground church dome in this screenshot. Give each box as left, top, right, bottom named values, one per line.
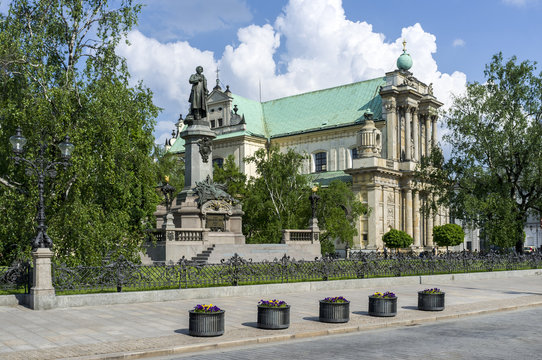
left=397, top=50, right=412, bottom=71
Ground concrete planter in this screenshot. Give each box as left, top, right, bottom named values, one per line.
left=188, top=310, right=225, bottom=337
left=257, top=305, right=290, bottom=329
left=418, top=292, right=445, bottom=311
left=368, top=296, right=397, bottom=317
left=319, top=300, right=350, bottom=323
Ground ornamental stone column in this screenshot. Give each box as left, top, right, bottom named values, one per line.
left=412, top=109, right=419, bottom=162
left=425, top=114, right=431, bottom=157
left=405, top=188, right=413, bottom=237
left=432, top=115, right=438, bottom=150
left=384, top=100, right=397, bottom=160
left=413, top=191, right=420, bottom=247
left=367, top=184, right=381, bottom=250
left=405, top=108, right=411, bottom=161
left=427, top=211, right=434, bottom=248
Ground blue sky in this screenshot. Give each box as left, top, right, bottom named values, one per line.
left=2, top=0, right=541, bottom=145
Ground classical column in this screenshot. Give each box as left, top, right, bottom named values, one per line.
left=385, top=100, right=397, bottom=160
left=405, top=188, right=413, bottom=237
left=432, top=115, right=438, bottom=150
left=412, top=109, right=419, bottom=162
left=405, top=108, right=411, bottom=161
left=367, top=185, right=381, bottom=249
left=427, top=211, right=434, bottom=248
left=425, top=114, right=431, bottom=156
left=413, top=190, right=420, bottom=247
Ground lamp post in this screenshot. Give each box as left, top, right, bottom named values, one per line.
left=160, top=176, right=176, bottom=229
left=9, top=127, right=74, bottom=249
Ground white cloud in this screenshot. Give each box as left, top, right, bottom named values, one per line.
left=453, top=38, right=466, bottom=47
left=119, top=0, right=467, bottom=145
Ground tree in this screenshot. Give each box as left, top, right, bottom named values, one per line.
left=433, top=224, right=465, bottom=251
left=213, top=154, right=246, bottom=199
left=0, top=0, right=159, bottom=266
left=316, top=180, right=368, bottom=248
left=382, top=229, right=413, bottom=251
left=242, top=146, right=311, bottom=243
left=153, top=145, right=184, bottom=199
left=417, top=53, right=542, bottom=253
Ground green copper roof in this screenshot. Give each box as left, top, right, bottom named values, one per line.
left=261, top=77, right=385, bottom=138
left=310, top=170, right=352, bottom=187
left=168, top=77, right=386, bottom=153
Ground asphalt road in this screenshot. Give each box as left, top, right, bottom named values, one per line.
left=158, top=307, right=542, bottom=360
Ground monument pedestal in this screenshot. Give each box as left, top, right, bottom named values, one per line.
left=29, top=248, right=56, bottom=310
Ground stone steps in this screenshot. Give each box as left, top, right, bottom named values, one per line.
left=190, top=245, right=215, bottom=265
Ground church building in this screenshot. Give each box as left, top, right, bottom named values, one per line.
left=166, top=45, right=448, bottom=251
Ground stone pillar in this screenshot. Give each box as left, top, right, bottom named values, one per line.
left=405, top=188, right=413, bottom=237
left=413, top=191, right=420, bottom=247
left=412, top=110, right=419, bottom=161
left=29, top=248, right=56, bottom=310
left=367, top=185, right=381, bottom=249
left=425, top=114, right=431, bottom=157
left=427, top=211, right=434, bottom=248
left=432, top=115, right=438, bottom=150
left=179, top=122, right=216, bottom=199
left=405, top=109, right=411, bottom=161
left=385, top=100, right=397, bottom=160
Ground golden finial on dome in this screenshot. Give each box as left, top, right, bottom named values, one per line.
left=402, top=39, right=407, bottom=52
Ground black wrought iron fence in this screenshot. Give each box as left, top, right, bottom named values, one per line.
left=51, top=251, right=542, bottom=293
left=0, top=260, right=32, bottom=293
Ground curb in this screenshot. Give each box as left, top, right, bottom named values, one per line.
left=74, top=300, right=542, bottom=360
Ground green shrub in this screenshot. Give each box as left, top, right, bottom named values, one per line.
left=382, top=228, right=413, bottom=250
left=433, top=224, right=465, bottom=251
left=320, top=238, right=335, bottom=256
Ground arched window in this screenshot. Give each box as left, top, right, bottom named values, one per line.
left=314, top=152, right=327, bottom=173
left=212, top=157, right=224, bottom=169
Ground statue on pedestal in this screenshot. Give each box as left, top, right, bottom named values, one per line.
left=188, top=66, right=208, bottom=120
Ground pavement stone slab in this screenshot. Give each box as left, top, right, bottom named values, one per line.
left=0, top=274, right=541, bottom=359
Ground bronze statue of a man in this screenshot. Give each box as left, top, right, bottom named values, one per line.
left=189, top=66, right=208, bottom=120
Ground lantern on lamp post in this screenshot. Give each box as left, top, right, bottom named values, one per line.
left=9, top=127, right=74, bottom=249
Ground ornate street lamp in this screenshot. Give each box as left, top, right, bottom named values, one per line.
left=9, top=127, right=74, bottom=249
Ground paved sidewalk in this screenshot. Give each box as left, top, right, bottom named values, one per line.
left=1, top=275, right=541, bottom=360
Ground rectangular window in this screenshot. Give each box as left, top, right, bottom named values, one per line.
left=218, top=118, right=223, bottom=127
left=314, top=152, right=327, bottom=172
left=212, top=157, right=224, bottom=169
left=352, top=148, right=358, bottom=159
left=210, top=120, right=216, bottom=128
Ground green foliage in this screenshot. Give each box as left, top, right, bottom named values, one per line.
left=382, top=228, right=413, bottom=249
left=320, top=238, right=335, bottom=256
left=213, top=154, right=246, bottom=199
left=153, top=145, right=184, bottom=198
left=316, top=180, right=368, bottom=247
left=417, top=53, right=542, bottom=253
left=242, top=146, right=310, bottom=243
left=433, top=224, right=465, bottom=250
left=0, top=0, right=159, bottom=266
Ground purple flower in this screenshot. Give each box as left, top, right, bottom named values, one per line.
left=193, top=304, right=222, bottom=313
left=258, top=299, right=288, bottom=307
left=322, top=296, right=348, bottom=303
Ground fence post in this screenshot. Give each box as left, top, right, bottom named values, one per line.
left=29, top=248, right=56, bottom=310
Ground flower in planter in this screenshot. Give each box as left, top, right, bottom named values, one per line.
left=371, top=291, right=396, bottom=298
left=321, top=296, right=349, bottom=303
left=258, top=299, right=288, bottom=307
left=193, top=304, right=222, bottom=313
left=420, top=288, right=443, bottom=294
